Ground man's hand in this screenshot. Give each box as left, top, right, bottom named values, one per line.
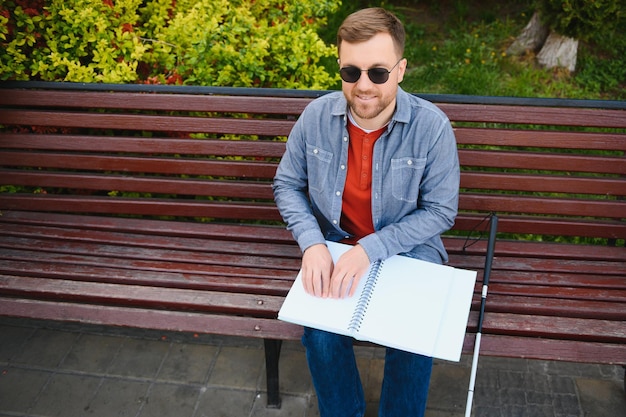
left=301, top=244, right=334, bottom=298
left=330, top=244, right=370, bottom=299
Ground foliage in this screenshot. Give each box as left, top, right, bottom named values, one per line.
left=535, top=0, right=625, bottom=42
left=0, top=0, right=148, bottom=82
left=140, top=0, right=340, bottom=88
left=0, top=0, right=341, bottom=88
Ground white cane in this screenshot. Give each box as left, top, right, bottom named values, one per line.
left=465, top=214, right=498, bottom=417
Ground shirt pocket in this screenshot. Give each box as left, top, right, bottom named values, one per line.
left=306, top=143, right=333, bottom=192
left=391, top=157, right=426, bottom=202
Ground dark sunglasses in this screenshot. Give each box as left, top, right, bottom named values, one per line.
left=339, top=58, right=403, bottom=84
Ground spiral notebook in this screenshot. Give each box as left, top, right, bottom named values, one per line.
left=278, top=241, right=477, bottom=362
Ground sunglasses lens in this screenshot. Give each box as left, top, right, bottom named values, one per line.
left=340, top=67, right=361, bottom=83
left=339, top=66, right=391, bottom=84
left=368, top=68, right=390, bottom=84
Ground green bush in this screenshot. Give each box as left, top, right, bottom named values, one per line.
left=535, top=0, right=624, bottom=42
left=0, top=0, right=340, bottom=88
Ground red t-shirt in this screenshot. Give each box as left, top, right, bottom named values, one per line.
left=340, top=120, right=386, bottom=244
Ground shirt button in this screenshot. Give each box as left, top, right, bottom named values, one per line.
left=343, top=137, right=348, bottom=142
left=313, top=149, right=319, bottom=154
left=341, top=165, right=346, bottom=170
left=336, top=191, right=341, bottom=196
left=407, top=160, right=413, bottom=165
left=333, top=220, right=338, bottom=225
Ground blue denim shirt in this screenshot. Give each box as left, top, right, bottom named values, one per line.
left=273, top=87, right=459, bottom=264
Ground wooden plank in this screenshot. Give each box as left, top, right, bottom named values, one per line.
left=0, top=222, right=301, bottom=258
left=0, top=210, right=295, bottom=243
left=478, top=312, right=626, bottom=343
left=0, top=110, right=296, bottom=136
left=0, top=297, right=304, bottom=340
left=0, top=194, right=283, bottom=220
left=0, top=89, right=312, bottom=115
left=455, top=128, right=626, bottom=151
left=0, top=275, right=284, bottom=316
left=0, top=152, right=279, bottom=178
left=461, top=171, right=625, bottom=196
left=452, top=215, right=626, bottom=240
left=459, top=193, right=625, bottom=219
left=438, top=103, right=626, bottom=128
left=459, top=149, right=626, bottom=175
left=0, top=240, right=301, bottom=272
left=0, top=133, right=287, bottom=157
left=480, top=294, right=626, bottom=320
left=444, top=233, right=626, bottom=262
left=0, top=260, right=293, bottom=294
left=0, top=170, right=275, bottom=199
left=464, top=334, right=626, bottom=365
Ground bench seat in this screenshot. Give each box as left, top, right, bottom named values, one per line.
left=0, top=82, right=624, bottom=406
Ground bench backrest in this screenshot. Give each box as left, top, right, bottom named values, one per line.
left=1, top=84, right=625, bottom=245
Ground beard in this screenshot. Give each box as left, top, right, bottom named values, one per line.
left=346, top=88, right=395, bottom=122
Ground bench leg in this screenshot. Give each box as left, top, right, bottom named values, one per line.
left=264, top=338, right=282, bottom=408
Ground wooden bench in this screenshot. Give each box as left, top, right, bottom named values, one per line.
left=0, top=82, right=625, bottom=405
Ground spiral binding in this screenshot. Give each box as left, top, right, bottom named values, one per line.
left=348, top=260, right=384, bottom=333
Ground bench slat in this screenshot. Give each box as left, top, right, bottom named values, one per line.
left=460, top=193, right=625, bottom=219
left=0, top=89, right=312, bottom=115
left=0, top=109, right=296, bottom=136
left=0, top=170, right=275, bottom=199
left=0, top=133, right=287, bottom=157
left=439, top=103, right=626, bottom=128
left=0, top=194, right=283, bottom=220
left=472, top=334, right=626, bottom=365
left=479, top=312, right=625, bottom=343
left=0, top=260, right=293, bottom=294
left=0, top=275, right=284, bottom=316
left=455, top=128, right=626, bottom=151
left=0, top=211, right=295, bottom=243
left=0, top=222, right=301, bottom=258
left=0, top=152, right=278, bottom=178
left=483, top=294, right=625, bottom=320
left=461, top=172, right=624, bottom=195
left=459, top=149, right=625, bottom=175
left=0, top=297, right=304, bottom=340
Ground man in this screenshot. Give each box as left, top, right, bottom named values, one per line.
left=273, top=7, right=459, bottom=417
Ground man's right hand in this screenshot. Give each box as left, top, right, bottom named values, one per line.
left=300, top=243, right=334, bottom=298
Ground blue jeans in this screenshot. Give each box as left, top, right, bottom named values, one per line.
left=303, top=327, right=433, bottom=417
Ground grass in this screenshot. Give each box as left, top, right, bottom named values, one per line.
left=319, top=0, right=626, bottom=100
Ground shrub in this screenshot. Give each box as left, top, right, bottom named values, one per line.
left=0, top=0, right=341, bottom=88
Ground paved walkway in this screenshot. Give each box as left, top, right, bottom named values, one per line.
left=0, top=317, right=624, bottom=417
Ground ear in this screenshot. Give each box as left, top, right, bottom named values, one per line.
left=396, top=58, right=407, bottom=83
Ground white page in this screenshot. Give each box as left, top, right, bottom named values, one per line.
left=278, top=241, right=476, bottom=362
left=432, top=268, right=477, bottom=361
left=278, top=241, right=371, bottom=336
left=355, top=255, right=456, bottom=358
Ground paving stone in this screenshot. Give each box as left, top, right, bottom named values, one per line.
left=275, top=345, right=314, bottom=396
left=0, top=368, right=50, bottom=413
left=0, top=324, right=34, bottom=363
left=576, top=377, right=626, bottom=417
left=29, top=373, right=101, bottom=417
left=106, top=337, right=169, bottom=379
left=11, top=328, right=77, bottom=369
left=194, top=387, right=256, bottom=417
left=157, top=342, right=218, bottom=384
left=59, top=333, right=122, bottom=374
left=138, top=383, right=199, bottom=417
left=207, top=346, right=264, bottom=390
left=86, top=378, right=150, bottom=417
left=250, top=392, right=309, bottom=417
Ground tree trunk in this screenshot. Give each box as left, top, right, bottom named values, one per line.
left=536, top=32, right=579, bottom=72
left=506, top=11, right=549, bottom=56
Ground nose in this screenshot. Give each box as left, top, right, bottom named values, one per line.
left=355, top=70, right=375, bottom=88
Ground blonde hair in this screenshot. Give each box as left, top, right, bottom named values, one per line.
left=337, top=8, right=406, bottom=58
